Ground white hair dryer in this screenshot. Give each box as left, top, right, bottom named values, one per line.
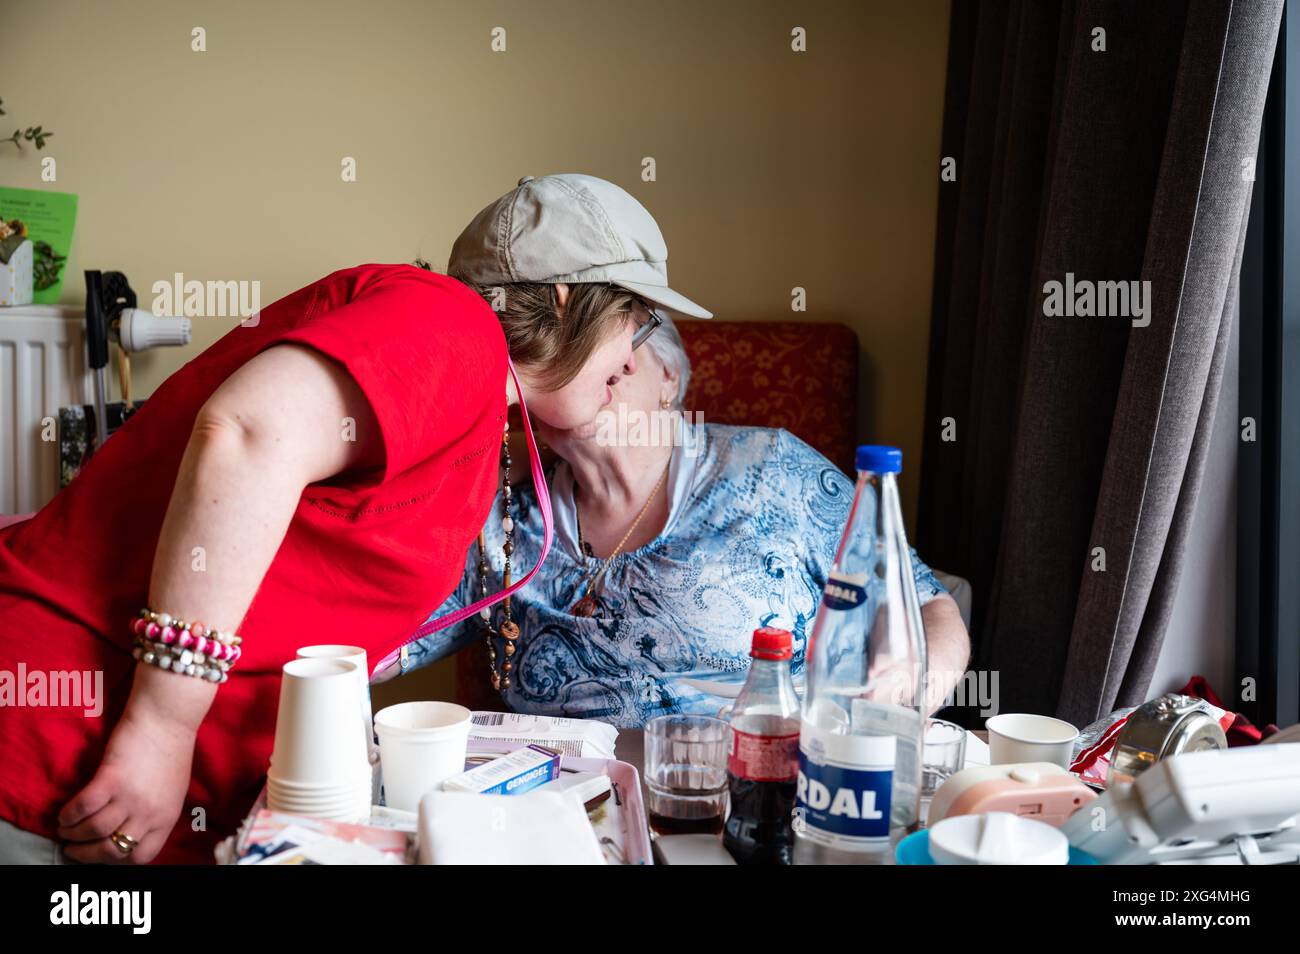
left=84, top=270, right=191, bottom=449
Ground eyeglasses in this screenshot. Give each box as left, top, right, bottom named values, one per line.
left=629, top=297, right=665, bottom=351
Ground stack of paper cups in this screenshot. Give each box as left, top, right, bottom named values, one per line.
left=296, top=645, right=379, bottom=804
left=267, top=658, right=372, bottom=822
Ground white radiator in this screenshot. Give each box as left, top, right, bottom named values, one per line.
left=0, top=304, right=93, bottom=515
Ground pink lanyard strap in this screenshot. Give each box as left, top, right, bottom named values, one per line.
left=369, top=356, right=553, bottom=680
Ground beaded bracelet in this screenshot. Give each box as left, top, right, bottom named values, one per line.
left=129, top=607, right=242, bottom=684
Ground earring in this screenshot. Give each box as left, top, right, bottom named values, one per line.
left=659, top=398, right=672, bottom=410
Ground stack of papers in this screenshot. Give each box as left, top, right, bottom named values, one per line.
left=233, top=810, right=411, bottom=865
left=469, top=711, right=618, bottom=758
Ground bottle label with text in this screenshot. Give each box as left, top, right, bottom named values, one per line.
left=795, top=722, right=894, bottom=846
left=729, top=728, right=799, bottom=782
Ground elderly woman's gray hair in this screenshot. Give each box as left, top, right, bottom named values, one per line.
left=641, top=312, right=693, bottom=409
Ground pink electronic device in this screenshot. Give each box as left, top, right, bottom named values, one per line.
left=928, top=762, right=1097, bottom=828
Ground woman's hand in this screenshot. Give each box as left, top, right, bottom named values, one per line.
left=865, top=658, right=922, bottom=708
left=863, top=595, right=971, bottom=715
left=55, top=695, right=198, bottom=864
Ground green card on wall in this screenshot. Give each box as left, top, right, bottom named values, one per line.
left=0, top=186, right=77, bottom=303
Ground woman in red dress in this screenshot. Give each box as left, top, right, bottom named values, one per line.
left=0, top=173, right=710, bottom=863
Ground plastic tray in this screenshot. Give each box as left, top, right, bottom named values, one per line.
left=236, top=742, right=653, bottom=865
left=464, top=739, right=653, bottom=865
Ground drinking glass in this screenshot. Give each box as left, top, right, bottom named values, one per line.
left=644, top=714, right=730, bottom=836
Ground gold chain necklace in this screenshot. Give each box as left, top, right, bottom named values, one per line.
left=570, top=459, right=671, bottom=617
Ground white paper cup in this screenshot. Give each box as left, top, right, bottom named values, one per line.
left=266, top=794, right=370, bottom=823
left=986, top=713, right=1079, bottom=768
left=269, top=658, right=372, bottom=786
left=269, top=790, right=369, bottom=805
left=374, top=701, right=472, bottom=812
left=267, top=775, right=371, bottom=813
left=267, top=794, right=369, bottom=814
left=268, top=798, right=368, bottom=816
left=296, top=646, right=382, bottom=806
left=266, top=773, right=371, bottom=792
left=267, top=775, right=371, bottom=801
left=296, top=645, right=374, bottom=750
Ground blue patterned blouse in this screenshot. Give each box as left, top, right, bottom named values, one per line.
left=403, top=423, right=946, bottom=728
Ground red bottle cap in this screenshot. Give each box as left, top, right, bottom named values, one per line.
left=751, top=626, right=793, bottom=661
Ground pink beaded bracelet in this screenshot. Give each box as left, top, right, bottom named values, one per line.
left=130, top=607, right=242, bottom=683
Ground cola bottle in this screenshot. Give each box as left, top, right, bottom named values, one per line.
left=723, top=626, right=801, bottom=865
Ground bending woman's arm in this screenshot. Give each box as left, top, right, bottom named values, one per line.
left=56, top=343, right=381, bottom=863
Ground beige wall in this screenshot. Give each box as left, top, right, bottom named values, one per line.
left=0, top=0, right=950, bottom=704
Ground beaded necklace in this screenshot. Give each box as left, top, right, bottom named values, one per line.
left=474, top=422, right=519, bottom=692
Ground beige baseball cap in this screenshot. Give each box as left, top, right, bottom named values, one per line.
left=448, top=173, right=712, bottom=319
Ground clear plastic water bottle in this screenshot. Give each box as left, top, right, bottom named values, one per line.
left=793, top=445, right=928, bottom=865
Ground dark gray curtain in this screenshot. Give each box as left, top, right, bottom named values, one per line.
left=918, top=0, right=1282, bottom=727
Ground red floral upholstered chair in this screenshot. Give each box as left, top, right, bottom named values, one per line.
left=453, top=320, right=860, bottom=712
left=675, top=320, right=858, bottom=475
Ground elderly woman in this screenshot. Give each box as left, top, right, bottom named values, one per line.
left=402, top=311, right=971, bottom=727
left=0, top=173, right=686, bottom=863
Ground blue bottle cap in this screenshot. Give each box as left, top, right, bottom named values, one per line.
left=856, top=444, right=902, bottom=474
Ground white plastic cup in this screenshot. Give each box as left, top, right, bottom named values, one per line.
left=986, top=713, right=1079, bottom=768
left=269, top=658, right=373, bottom=786
left=373, top=701, right=472, bottom=812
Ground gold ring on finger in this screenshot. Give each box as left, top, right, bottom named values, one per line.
left=109, top=830, right=139, bottom=855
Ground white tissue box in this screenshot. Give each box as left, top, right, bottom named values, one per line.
left=0, top=239, right=33, bottom=306
left=417, top=790, right=606, bottom=865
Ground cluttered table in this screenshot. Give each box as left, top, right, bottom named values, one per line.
left=226, top=672, right=1298, bottom=866
left=224, top=709, right=1000, bottom=865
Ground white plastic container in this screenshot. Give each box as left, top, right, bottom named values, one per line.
left=929, top=812, right=1069, bottom=865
